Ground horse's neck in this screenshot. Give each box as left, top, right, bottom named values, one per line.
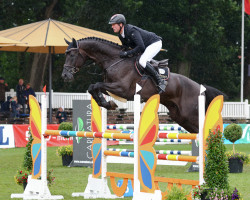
left=80, top=41, right=119, bottom=68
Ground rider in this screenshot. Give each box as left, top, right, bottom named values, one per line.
left=109, top=14, right=166, bottom=94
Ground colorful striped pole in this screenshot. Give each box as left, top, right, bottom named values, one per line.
left=157, top=154, right=198, bottom=163
left=156, top=139, right=191, bottom=143
left=104, top=150, right=134, bottom=158
left=156, top=150, right=192, bottom=156
left=44, top=130, right=133, bottom=140
left=107, top=124, right=187, bottom=132
left=107, top=148, right=192, bottom=156
left=107, top=138, right=191, bottom=145
left=45, top=130, right=197, bottom=141
left=104, top=150, right=196, bottom=162
left=158, top=133, right=198, bottom=140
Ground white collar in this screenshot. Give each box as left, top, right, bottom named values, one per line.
left=120, top=28, right=125, bottom=38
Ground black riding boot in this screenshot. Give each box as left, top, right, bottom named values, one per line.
left=145, top=62, right=166, bottom=94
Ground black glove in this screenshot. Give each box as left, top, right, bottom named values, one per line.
left=121, top=45, right=129, bottom=51
left=120, top=51, right=128, bottom=58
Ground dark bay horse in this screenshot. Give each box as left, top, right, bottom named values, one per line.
left=62, top=37, right=224, bottom=133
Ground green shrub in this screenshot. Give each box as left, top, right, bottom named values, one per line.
left=56, top=145, right=73, bottom=156
left=58, top=122, right=73, bottom=131
left=164, top=185, right=189, bottom=200
left=23, top=131, right=33, bottom=171
left=204, top=129, right=229, bottom=190
left=224, top=123, right=242, bottom=154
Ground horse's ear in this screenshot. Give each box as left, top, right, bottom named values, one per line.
left=72, top=38, right=77, bottom=48
left=64, top=38, right=70, bottom=45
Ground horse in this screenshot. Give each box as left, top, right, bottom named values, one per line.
left=62, top=37, right=224, bottom=133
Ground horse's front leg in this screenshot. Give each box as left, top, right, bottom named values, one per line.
left=88, top=83, right=119, bottom=110
left=88, top=84, right=102, bottom=106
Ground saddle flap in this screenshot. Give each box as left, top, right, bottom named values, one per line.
left=151, top=59, right=169, bottom=68
left=135, top=56, right=170, bottom=80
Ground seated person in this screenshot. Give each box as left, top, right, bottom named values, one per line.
left=1, top=96, right=12, bottom=112
left=0, top=96, right=12, bottom=117
left=10, top=96, right=20, bottom=118
left=56, top=106, right=67, bottom=124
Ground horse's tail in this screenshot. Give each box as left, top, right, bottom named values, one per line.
left=204, top=85, right=227, bottom=111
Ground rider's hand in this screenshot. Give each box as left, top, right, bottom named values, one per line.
left=121, top=45, right=129, bottom=51
left=120, top=51, right=128, bottom=58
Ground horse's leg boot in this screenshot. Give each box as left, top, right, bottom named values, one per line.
left=145, top=62, right=166, bottom=94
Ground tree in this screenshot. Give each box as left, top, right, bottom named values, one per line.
left=0, top=0, right=87, bottom=91
left=244, top=14, right=250, bottom=100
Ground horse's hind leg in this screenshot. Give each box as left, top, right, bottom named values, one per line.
left=165, top=101, right=199, bottom=133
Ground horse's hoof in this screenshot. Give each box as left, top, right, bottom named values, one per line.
left=109, top=101, right=118, bottom=110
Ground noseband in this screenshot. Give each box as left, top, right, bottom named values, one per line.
left=63, top=64, right=79, bottom=75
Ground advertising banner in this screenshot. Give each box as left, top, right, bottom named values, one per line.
left=69, top=100, right=93, bottom=167
left=13, top=124, right=72, bottom=147
left=0, top=125, right=15, bottom=148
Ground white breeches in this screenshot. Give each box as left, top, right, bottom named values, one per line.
left=139, top=40, right=162, bottom=68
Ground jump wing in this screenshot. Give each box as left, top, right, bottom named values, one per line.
left=138, top=94, right=160, bottom=193
left=29, top=95, right=42, bottom=179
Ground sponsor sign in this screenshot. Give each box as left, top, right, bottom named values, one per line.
left=0, top=125, right=15, bottom=148
left=69, top=100, right=93, bottom=167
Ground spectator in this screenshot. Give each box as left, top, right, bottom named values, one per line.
left=0, top=96, right=12, bottom=117
left=56, top=106, right=67, bottom=124
left=24, top=83, right=36, bottom=113
left=16, top=79, right=26, bottom=113
left=0, top=77, right=9, bottom=109
left=10, top=96, right=20, bottom=118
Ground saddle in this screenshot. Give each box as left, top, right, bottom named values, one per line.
left=135, top=57, right=170, bottom=81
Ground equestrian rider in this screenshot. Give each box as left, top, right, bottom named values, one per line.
left=109, top=14, right=166, bottom=94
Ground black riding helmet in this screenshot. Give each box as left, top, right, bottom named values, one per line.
left=108, top=14, right=126, bottom=24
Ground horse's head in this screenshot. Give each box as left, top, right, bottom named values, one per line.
left=62, top=38, right=88, bottom=82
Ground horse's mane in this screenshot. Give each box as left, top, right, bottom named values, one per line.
left=78, top=37, right=121, bottom=48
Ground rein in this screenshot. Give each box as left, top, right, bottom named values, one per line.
left=87, top=58, right=126, bottom=76
left=105, top=58, right=125, bottom=72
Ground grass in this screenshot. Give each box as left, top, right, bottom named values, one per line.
left=0, top=143, right=249, bottom=200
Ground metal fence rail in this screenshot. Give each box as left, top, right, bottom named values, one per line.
left=5, top=89, right=250, bottom=119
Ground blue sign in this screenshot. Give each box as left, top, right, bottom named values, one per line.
left=0, top=126, right=9, bottom=145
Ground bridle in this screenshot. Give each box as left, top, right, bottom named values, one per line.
left=63, top=42, right=87, bottom=75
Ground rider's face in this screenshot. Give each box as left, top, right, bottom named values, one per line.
left=111, top=23, right=123, bottom=34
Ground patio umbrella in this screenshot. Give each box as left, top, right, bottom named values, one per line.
left=0, top=18, right=120, bottom=122
left=0, top=35, right=24, bottom=46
